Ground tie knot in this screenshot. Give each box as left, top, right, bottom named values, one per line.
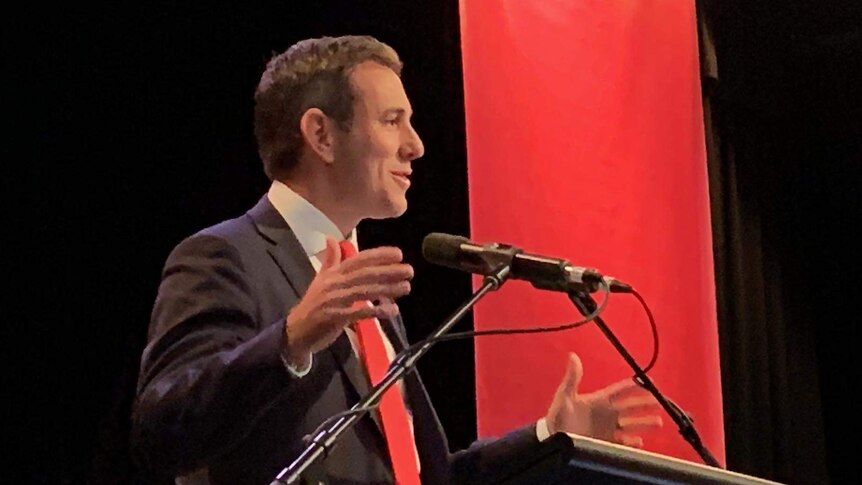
left=339, top=240, right=358, bottom=261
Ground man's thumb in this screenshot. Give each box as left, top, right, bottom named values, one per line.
left=321, top=236, right=341, bottom=270
left=562, top=352, right=584, bottom=395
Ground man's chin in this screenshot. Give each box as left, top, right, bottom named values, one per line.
left=369, top=197, right=408, bottom=220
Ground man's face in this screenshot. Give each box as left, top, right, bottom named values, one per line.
left=330, top=61, right=425, bottom=221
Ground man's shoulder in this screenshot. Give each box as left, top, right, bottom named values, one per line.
left=191, top=195, right=275, bottom=246
left=166, top=207, right=264, bottom=264
left=197, top=212, right=257, bottom=243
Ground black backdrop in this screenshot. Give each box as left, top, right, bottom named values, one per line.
left=11, top=1, right=860, bottom=484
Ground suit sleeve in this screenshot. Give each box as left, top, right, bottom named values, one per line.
left=448, top=424, right=573, bottom=484
left=130, top=234, right=296, bottom=476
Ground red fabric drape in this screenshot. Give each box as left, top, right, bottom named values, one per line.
left=460, top=0, right=724, bottom=463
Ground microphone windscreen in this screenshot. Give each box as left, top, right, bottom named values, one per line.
left=421, top=233, right=469, bottom=268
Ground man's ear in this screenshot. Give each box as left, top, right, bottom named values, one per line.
left=299, top=108, right=337, bottom=163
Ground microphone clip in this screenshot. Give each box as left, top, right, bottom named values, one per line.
left=459, top=241, right=523, bottom=276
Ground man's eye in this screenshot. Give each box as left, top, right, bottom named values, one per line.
left=385, top=119, right=399, bottom=125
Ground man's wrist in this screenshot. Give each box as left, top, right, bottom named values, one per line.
left=282, top=351, right=313, bottom=376
left=282, top=319, right=313, bottom=376
left=284, top=349, right=312, bottom=369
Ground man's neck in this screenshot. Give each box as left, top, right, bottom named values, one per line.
left=280, top=177, right=358, bottom=237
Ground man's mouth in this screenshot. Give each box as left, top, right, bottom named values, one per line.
left=392, top=171, right=412, bottom=187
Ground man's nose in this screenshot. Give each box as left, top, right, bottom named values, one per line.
left=400, top=124, right=425, bottom=161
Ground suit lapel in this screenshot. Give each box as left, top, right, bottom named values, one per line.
left=328, top=330, right=385, bottom=435
left=248, top=196, right=386, bottom=436
left=379, top=313, right=409, bottom=352
left=247, top=196, right=315, bottom=300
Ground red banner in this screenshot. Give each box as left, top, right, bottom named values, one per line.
left=461, top=0, right=724, bottom=463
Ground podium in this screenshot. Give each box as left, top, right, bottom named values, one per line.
left=499, top=434, right=783, bottom=485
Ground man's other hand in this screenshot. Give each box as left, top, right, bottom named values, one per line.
left=545, top=352, right=663, bottom=448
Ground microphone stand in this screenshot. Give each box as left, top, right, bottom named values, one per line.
left=566, top=289, right=721, bottom=468
left=271, top=265, right=512, bottom=485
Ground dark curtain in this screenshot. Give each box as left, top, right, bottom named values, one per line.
left=701, top=51, right=830, bottom=485
left=699, top=2, right=860, bottom=483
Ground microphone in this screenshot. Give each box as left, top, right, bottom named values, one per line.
left=422, top=233, right=631, bottom=293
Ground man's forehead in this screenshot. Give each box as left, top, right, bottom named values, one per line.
left=349, top=61, right=412, bottom=113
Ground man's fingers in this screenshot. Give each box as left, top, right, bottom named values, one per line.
left=613, top=395, right=661, bottom=414
left=331, top=282, right=412, bottom=305
left=345, top=304, right=379, bottom=322
left=617, top=415, right=663, bottom=432
left=598, top=378, right=642, bottom=400
left=344, top=302, right=400, bottom=322
left=372, top=302, right=400, bottom=320
left=616, top=435, right=644, bottom=448
left=338, top=246, right=404, bottom=272
left=337, top=264, right=414, bottom=288
left=353, top=282, right=412, bottom=301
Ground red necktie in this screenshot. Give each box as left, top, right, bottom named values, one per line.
left=339, top=240, right=421, bottom=485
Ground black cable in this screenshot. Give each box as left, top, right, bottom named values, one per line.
left=390, top=279, right=611, bottom=369
left=631, top=288, right=660, bottom=374
left=625, top=292, right=699, bottom=447
left=304, top=281, right=611, bottom=443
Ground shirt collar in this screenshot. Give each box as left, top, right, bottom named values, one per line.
left=267, top=180, right=358, bottom=258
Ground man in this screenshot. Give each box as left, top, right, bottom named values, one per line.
left=132, top=35, right=661, bottom=485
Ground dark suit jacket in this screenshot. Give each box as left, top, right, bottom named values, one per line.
left=131, top=196, right=571, bottom=485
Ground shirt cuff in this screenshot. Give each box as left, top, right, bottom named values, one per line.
left=535, top=417, right=551, bottom=442
left=281, top=351, right=313, bottom=377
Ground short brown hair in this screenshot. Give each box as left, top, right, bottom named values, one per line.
left=254, top=35, right=403, bottom=181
